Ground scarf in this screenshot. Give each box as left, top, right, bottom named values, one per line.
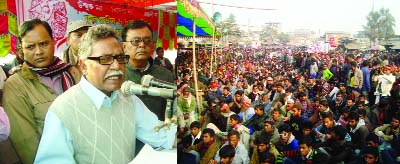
left=28, top=57, right=75, bottom=92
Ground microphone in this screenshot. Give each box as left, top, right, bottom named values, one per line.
left=121, top=81, right=176, bottom=99
left=141, top=75, right=177, bottom=90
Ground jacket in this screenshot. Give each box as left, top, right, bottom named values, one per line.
left=125, top=58, right=174, bottom=121
left=186, top=141, right=221, bottom=164
left=347, top=68, right=363, bottom=89
left=250, top=145, right=280, bottom=164
left=376, top=74, right=396, bottom=96
left=62, top=46, right=79, bottom=66
left=2, top=63, right=80, bottom=164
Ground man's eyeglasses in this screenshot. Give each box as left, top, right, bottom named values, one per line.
left=87, top=54, right=129, bottom=65
left=124, top=37, right=153, bottom=46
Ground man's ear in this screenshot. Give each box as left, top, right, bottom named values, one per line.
left=66, top=36, right=70, bottom=46
left=122, top=43, right=128, bottom=54
left=79, top=60, right=87, bottom=75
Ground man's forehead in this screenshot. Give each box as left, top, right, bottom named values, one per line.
left=22, top=25, right=52, bottom=42
left=126, top=27, right=152, bottom=37
left=91, top=37, right=123, bottom=55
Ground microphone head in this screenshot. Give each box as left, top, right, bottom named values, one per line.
left=141, top=74, right=153, bottom=86
left=121, top=81, right=135, bottom=95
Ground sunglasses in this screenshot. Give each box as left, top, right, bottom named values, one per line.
left=87, top=54, right=129, bottom=65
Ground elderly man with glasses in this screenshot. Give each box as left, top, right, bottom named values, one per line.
left=34, top=24, right=176, bottom=163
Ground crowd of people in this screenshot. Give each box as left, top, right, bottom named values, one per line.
left=1, top=16, right=400, bottom=164
left=0, top=19, right=176, bottom=163
left=176, top=46, right=400, bottom=164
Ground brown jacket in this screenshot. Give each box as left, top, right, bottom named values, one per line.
left=186, top=140, right=221, bottom=164
left=2, top=63, right=80, bottom=164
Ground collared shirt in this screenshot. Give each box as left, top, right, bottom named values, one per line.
left=239, top=107, right=255, bottom=123
left=131, top=62, right=150, bottom=72
left=305, top=148, right=313, bottom=159
left=215, top=142, right=249, bottom=164
left=34, top=77, right=176, bottom=163
left=191, top=131, right=202, bottom=146
left=37, top=74, right=63, bottom=95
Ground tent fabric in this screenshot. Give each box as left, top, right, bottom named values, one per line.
left=100, top=0, right=173, bottom=8
left=0, top=0, right=18, bottom=57
left=157, top=11, right=177, bottom=50
left=177, top=0, right=217, bottom=37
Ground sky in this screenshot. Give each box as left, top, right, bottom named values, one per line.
left=200, top=0, right=400, bottom=36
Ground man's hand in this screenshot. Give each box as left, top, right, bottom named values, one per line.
left=208, top=160, right=218, bottom=164
left=375, top=131, right=385, bottom=138
left=283, top=117, right=289, bottom=122
left=183, top=113, right=189, bottom=120
left=9, top=65, right=22, bottom=75
left=179, top=127, right=185, bottom=135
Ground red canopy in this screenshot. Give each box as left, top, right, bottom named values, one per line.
left=98, top=0, right=174, bottom=8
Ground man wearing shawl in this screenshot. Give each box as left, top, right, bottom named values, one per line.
left=2, top=19, right=81, bottom=164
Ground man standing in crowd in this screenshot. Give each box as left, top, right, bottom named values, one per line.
left=34, top=24, right=176, bottom=163
left=63, top=20, right=90, bottom=67
left=361, top=61, right=371, bottom=97
left=375, top=65, right=395, bottom=104
left=2, top=19, right=81, bottom=164
left=347, top=61, right=363, bottom=100
left=154, top=47, right=173, bottom=72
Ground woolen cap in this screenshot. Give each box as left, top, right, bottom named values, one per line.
left=65, top=20, right=91, bottom=37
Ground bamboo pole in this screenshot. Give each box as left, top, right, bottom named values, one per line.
left=192, top=17, right=202, bottom=117
left=209, top=0, right=215, bottom=78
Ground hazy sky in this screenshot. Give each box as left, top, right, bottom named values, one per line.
left=200, top=0, right=400, bottom=35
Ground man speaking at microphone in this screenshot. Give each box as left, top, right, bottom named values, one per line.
left=34, top=24, right=176, bottom=164
left=121, top=20, right=175, bottom=121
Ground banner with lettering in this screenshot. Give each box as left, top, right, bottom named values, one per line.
left=15, top=0, right=164, bottom=57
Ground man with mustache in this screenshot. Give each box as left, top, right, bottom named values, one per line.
left=34, top=24, right=176, bottom=163
left=2, top=19, right=81, bottom=164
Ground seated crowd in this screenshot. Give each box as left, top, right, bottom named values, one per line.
left=176, top=47, right=400, bottom=164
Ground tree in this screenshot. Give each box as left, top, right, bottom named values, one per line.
left=212, top=12, right=222, bottom=23
left=277, top=32, right=290, bottom=45
left=355, top=31, right=368, bottom=38
left=363, top=8, right=396, bottom=45
left=377, top=8, right=396, bottom=41
left=260, top=23, right=280, bottom=45
left=214, top=13, right=241, bottom=46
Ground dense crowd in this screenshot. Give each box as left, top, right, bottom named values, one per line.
left=176, top=47, right=400, bottom=164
